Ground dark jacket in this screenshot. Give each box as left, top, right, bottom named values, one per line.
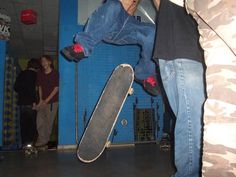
left=14, top=69, right=37, bottom=105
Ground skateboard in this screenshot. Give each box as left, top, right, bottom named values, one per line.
left=77, top=64, right=134, bottom=163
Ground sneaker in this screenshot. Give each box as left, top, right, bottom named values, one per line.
left=143, top=75, right=160, bottom=96
left=61, top=43, right=85, bottom=62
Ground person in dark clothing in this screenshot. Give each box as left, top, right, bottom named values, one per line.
left=153, top=0, right=206, bottom=177
left=14, top=58, right=40, bottom=148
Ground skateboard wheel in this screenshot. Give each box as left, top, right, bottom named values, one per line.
left=105, top=141, right=111, bottom=148
left=128, top=87, right=134, bottom=95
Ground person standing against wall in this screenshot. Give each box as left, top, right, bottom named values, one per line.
left=35, top=55, right=59, bottom=150
left=14, top=58, right=39, bottom=148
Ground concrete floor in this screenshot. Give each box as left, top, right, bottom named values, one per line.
left=0, top=144, right=175, bottom=177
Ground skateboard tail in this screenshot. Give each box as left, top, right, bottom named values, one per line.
left=77, top=64, right=134, bottom=163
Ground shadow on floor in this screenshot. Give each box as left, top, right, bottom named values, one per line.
left=0, top=143, right=175, bottom=177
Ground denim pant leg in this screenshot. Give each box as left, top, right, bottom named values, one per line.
left=159, top=59, right=205, bottom=177
left=75, top=0, right=125, bottom=56
left=75, top=0, right=156, bottom=80
left=104, top=16, right=156, bottom=80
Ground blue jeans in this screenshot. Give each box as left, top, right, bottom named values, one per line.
left=159, top=59, right=205, bottom=177
left=75, top=0, right=156, bottom=80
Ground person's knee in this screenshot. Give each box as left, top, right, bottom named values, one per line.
left=141, top=25, right=155, bottom=47
left=148, top=25, right=156, bottom=39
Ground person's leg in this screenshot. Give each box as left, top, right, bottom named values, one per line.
left=27, top=108, right=37, bottom=144
left=61, top=0, right=126, bottom=61
left=43, top=103, right=58, bottom=145
left=19, top=106, right=35, bottom=146
left=162, top=113, right=171, bottom=136
left=103, top=16, right=158, bottom=95
left=20, top=106, right=28, bottom=147
left=160, top=102, right=172, bottom=151
left=35, top=107, right=48, bottom=146
left=104, top=17, right=156, bottom=80
left=159, top=59, right=205, bottom=177
left=35, top=103, right=58, bottom=147
left=62, top=0, right=157, bottom=79
left=63, top=0, right=156, bottom=79
left=162, top=91, right=174, bottom=136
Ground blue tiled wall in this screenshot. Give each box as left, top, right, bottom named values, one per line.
left=58, top=0, right=163, bottom=145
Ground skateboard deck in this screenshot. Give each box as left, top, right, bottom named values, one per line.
left=77, top=64, right=134, bottom=163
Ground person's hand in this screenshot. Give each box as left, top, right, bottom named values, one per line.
left=32, top=102, right=37, bottom=110
left=35, top=100, right=47, bottom=110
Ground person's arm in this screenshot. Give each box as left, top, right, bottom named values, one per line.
left=34, top=86, right=44, bottom=109
left=38, top=86, right=43, bottom=102
left=35, top=86, right=58, bottom=109
left=44, top=87, right=59, bottom=104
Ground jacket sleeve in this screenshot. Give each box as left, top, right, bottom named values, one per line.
left=14, top=73, right=22, bottom=93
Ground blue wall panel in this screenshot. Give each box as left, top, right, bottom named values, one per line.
left=58, top=0, right=163, bottom=145
left=58, top=0, right=79, bottom=145
left=0, top=40, right=6, bottom=146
